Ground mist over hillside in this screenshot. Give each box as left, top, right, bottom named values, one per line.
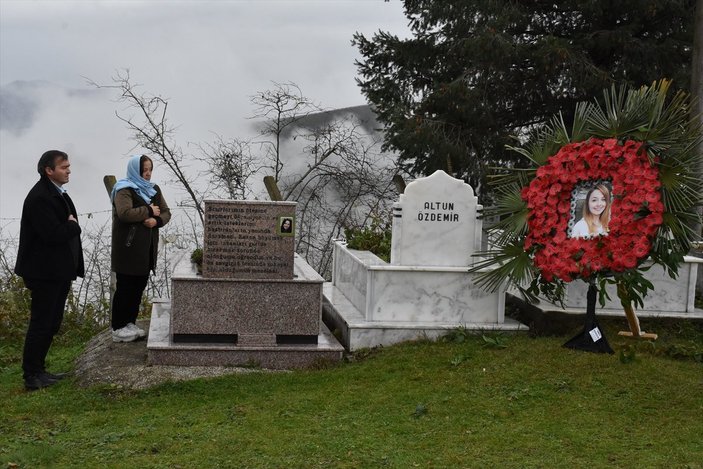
left=0, top=80, right=108, bottom=135
left=0, top=80, right=133, bottom=226
left=0, top=79, right=398, bottom=285
left=0, top=81, right=394, bottom=245
left=1, top=80, right=385, bottom=158
left=0, top=81, right=41, bottom=134
left=276, top=104, right=382, bottom=139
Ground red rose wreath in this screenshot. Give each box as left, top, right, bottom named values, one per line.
left=522, top=138, right=664, bottom=282
left=472, top=81, right=702, bottom=348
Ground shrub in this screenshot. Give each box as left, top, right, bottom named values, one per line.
left=0, top=274, right=31, bottom=345
left=344, top=217, right=392, bottom=262
left=191, top=248, right=203, bottom=274
left=0, top=272, right=109, bottom=348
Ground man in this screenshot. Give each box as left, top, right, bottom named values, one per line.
left=15, top=150, right=84, bottom=391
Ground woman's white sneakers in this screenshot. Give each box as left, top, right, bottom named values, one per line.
left=111, top=323, right=147, bottom=343
left=127, top=322, right=147, bottom=338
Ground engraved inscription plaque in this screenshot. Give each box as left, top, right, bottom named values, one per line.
left=203, top=200, right=296, bottom=279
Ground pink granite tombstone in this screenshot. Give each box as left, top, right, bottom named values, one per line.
left=147, top=199, right=344, bottom=369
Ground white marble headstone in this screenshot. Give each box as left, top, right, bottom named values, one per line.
left=391, top=170, right=481, bottom=267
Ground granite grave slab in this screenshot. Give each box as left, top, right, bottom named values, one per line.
left=147, top=200, right=343, bottom=368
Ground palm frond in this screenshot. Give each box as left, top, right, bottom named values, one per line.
left=587, top=83, right=647, bottom=136
left=486, top=166, right=536, bottom=189
left=470, top=240, right=535, bottom=293
left=569, top=101, right=591, bottom=142
left=481, top=183, right=529, bottom=241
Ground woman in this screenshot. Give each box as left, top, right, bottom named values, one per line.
left=110, top=155, right=170, bottom=342
left=280, top=217, right=293, bottom=233
left=571, top=184, right=611, bottom=238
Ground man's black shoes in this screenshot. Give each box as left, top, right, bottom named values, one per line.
left=24, top=372, right=60, bottom=391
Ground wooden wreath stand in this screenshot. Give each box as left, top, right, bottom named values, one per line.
left=616, top=282, right=658, bottom=340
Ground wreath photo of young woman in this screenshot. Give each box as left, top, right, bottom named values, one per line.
left=568, top=181, right=613, bottom=240
left=471, top=80, right=702, bottom=351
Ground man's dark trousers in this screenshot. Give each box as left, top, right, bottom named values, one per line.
left=22, top=278, right=72, bottom=379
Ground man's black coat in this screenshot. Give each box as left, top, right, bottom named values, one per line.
left=15, top=176, right=85, bottom=280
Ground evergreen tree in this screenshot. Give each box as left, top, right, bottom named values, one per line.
left=353, top=0, right=696, bottom=195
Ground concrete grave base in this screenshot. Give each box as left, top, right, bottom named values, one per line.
left=146, top=251, right=344, bottom=370
left=148, top=301, right=344, bottom=370
left=170, top=252, right=323, bottom=341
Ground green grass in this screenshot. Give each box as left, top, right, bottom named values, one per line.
left=1, top=318, right=702, bottom=468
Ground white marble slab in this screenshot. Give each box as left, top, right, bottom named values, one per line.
left=333, top=242, right=505, bottom=323
left=391, top=170, right=481, bottom=267
left=325, top=171, right=521, bottom=351
left=367, top=269, right=503, bottom=323
left=324, top=241, right=517, bottom=350
left=323, top=283, right=527, bottom=351
left=563, top=256, right=702, bottom=313
left=332, top=243, right=372, bottom=316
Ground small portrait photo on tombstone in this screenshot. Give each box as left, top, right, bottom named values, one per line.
left=278, top=216, right=294, bottom=236
left=568, top=180, right=612, bottom=239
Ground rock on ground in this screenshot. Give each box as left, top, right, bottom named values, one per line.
left=73, top=321, right=269, bottom=390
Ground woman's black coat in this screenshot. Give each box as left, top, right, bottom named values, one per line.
left=111, top=186, right=171, bottom=276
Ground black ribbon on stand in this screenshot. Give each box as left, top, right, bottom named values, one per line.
left=563, top=280, right=614, bottom=354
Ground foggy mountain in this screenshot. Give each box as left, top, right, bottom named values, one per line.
left=0, top=80, right=393, bottom=240
left=0, top=79, right=398, bottom=282
left=0, top=80, right=385, bottom=149
left=0, top=80, right=108, bottom=135
left=276, top=104, right=382, bottom=138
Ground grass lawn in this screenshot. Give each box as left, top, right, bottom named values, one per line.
left=1, top=316, right=702, bottom=468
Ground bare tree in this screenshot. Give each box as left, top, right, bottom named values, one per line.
left=250, top=82, right=322, bottom=181
left=245, top=83, right=402, bottom=274
left=89, top=74, right=401, bottom=278
left=0, top=225, right=18, bottom=279
left=72, top=219, right=112, bottom=321
left=147, top=219, right=196, bottom=299
left=196, top=135, right=260, bottom=200
left=87, top=69, right=205, bottom=224
left=284, top=116, right=397, bottom=272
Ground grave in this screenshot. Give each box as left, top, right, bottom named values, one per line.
left=478, top=224, right=703, bottom=322
left=509, top=256, right=703, bottom=320
left=147, top=200, right=343, bottom=369
left=322, top=170, right=527, bottom=351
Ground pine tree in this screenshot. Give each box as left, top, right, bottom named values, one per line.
left=354, top=0, right=696, bottom=195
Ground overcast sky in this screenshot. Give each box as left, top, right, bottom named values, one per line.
left=0, top=0, right=410, bottom=226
